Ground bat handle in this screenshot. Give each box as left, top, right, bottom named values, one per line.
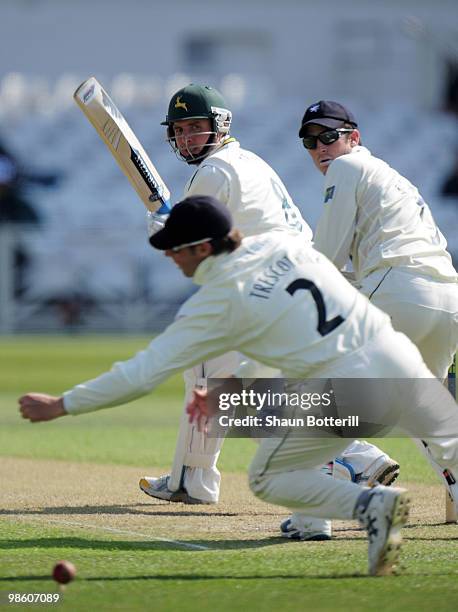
left=146, top=197, right=171, bottom=214
left=155, top=200, right=172, bottom=214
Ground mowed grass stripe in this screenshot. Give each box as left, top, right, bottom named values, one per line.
left=4, top=515, right=211, bottom=551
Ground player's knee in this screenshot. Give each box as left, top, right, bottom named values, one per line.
left=427, top=438, right=458, bottom=465
left=248, top=466, right=269, bottom=500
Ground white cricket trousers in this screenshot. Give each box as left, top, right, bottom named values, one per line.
left=286, top=266, right=458, bottom=530
left=169, top=351, right=389, bottom=503
left=361, top=267, right=458, bottom=379
left=364, top=266, right=458, bottom=494
left=249, top=327, right=458, bottom=519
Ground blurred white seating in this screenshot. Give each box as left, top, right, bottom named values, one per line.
left=1, top=97, right=457, bottom=329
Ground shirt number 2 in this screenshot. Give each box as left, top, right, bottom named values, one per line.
left=286, top=278, right=345, bottom=336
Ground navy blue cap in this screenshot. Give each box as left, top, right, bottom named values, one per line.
left=299, top=100, right=358, bottom=137
left=149, top=195, right=232, bottom=250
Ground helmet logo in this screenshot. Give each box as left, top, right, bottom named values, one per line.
left=174, top=96, right=188, bottom=111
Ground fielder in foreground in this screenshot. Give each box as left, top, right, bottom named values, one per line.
left=20, top=196, right=458, bottom=577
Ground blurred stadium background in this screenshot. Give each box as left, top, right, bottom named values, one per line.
left=0, top=0, right=457, bottom=334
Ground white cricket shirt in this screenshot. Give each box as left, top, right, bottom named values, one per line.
left=184, top=140, right=313, bottom=240
left=63, top=232, right=389, bottom=414
left=314, top=147, right=457, bottom=282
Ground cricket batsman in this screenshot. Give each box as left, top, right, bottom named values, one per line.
left=141, top=85, right=399, bottom=541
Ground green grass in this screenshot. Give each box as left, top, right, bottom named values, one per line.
left=1, top=336, right=456, bottom=611
left=0, top=335, right=254, bottom=470
left=1, top=521, right=458, bottom=612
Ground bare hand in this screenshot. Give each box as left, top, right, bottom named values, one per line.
left=186, top=388, right=210, bottom=432
left=19, top=393, right=67, bottom=422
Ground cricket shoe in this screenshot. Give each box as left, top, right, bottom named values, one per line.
left=139, top=475, right=216, bottom=505
left=280, top=516, right=332, bottom=541
left=355, top=486, right=410, bottom=576
left=357, top=456, right=400, bottom=488
left=334, top=455, right=400, bottom=487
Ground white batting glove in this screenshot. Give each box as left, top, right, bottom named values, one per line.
left=146, top=210, right=169, bottom=237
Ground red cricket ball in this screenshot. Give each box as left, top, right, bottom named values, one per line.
left=52, top=560, right=76, bottom=584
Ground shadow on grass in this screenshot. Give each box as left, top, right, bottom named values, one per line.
left=0, top=536, right=292, bottom=552
left=0, top=504, right=270, bottom=518
left=334, top=523, right=458, bottom=541
left=0, top=572, right=372, bottom=582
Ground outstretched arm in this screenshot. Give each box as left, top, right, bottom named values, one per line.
left=18, top=289, right=234, bottom=419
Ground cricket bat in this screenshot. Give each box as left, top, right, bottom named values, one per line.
left=445, top=353, right=457, bottom=523
left=73, top=76, right=170, bottom=213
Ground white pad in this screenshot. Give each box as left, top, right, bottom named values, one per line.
left=167, top=352, right=242, bottom=496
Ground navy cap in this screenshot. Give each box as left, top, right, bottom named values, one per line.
left=299, top=100, right=358, bottom=137
left=149, top=195, right=233, bottom=250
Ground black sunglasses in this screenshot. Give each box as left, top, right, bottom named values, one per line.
left=302, top=128, right=354, bottom=150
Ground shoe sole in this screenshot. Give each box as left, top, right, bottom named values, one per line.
left=372, top=489, right=410, bottom=577
left=367, top=463, right=400, bottom=488
left=139, top=478, right=173, bottom=501
left=139, top=479, right=216, bottom=505
left=281, top=532, right=332, bottom=542
left=169, top=490, right=216, bottom=505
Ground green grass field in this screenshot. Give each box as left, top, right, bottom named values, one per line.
left=1, top=336, right=457, bottom=611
